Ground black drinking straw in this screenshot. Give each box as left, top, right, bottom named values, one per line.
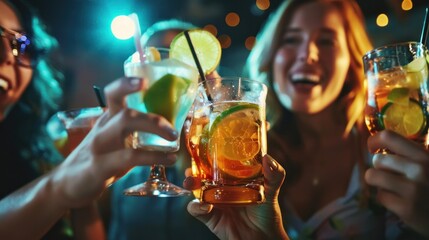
left=420, top=7, right=429, bottom=45
left=184, top=30, right=206, bottom=82
left=93, top=85, right=106, bottom=108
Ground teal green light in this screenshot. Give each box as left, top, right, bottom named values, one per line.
left=111, top=15, right=135, bottom=40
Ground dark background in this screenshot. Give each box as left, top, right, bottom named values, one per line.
left=30, top=0, right=428, bottom=108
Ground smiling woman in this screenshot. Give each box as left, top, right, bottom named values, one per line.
left=0, top=0, right=183, bottom=239
left=0, top=0, right=69, bottom=238
left=0, top=0, right=62, bottom=178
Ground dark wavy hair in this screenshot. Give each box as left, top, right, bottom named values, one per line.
left=0, top=0, right=64, bottom=197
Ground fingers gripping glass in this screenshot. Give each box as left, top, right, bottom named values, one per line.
left=0, top=25, right=34, bottom=68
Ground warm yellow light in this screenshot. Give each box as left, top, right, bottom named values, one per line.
left=225, top=12, right=240, bottom=27
left=219, top=34, right=232, bottom=49
left=401, top=0, right=413, bottom=11
left=376, top=14, right=389, bottom=27
left=256, top=0, right=270, bottom=11
left=245, top=36, right=256, bottom=50
left=203, top=24, right=218, bottom=36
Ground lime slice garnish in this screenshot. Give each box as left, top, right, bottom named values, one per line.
left=404, top=57, right=426, bottom=72
left=404, top=57, right=428, bottom=89
left=208, top=103, right=262, bottom=179
left=382, top=99, right=425, bottom=138
left=387, top=87, right=409, bottom=106
left=170, top=29, right=221, bottom=75
left=143, top=74, right=191, bottom=124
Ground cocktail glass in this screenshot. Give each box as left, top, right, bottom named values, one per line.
left=363, top=42, right=429, bottom=150
left=187, top=77, right=268, bottom=205
left=48, top=107, right=104, bottom=157
left=123, top=47, right=198, bottom=197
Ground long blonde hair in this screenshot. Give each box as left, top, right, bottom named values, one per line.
left=244, top=0, right=375, bottom=206
left=244, top=0, right=373, bottom=136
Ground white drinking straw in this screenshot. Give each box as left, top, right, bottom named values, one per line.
left=129, top=13, right=145, bottom=63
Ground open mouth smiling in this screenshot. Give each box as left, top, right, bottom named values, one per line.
left=0, top=77, right=10, bottom=94
left=290, top=73, right=320, bottom=86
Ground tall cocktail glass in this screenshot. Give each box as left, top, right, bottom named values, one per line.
left=187, top=77, right=268, bottom=205
left=123, top=47, right=198, bottom=197
left=363, top=42, right=429, bottom=150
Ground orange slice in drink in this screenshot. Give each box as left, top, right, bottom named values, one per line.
left=208, top=103, right=262, bottom=179
left=382, top=99, right=426, bottom=138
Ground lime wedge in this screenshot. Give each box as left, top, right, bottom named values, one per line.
left=143, top=74, right=190, bottom=124
left=404, top=57, right=428, bottom=89
left=170, top=29, right=221, bottom=75
left=382, top=99, right=426, bottom=138
left=387, top=87, right=409, bottom=106
left=404, top=57, right=426, bottom=72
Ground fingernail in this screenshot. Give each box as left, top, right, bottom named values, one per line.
left=199, top=203, right=210, bottom=211
left=161, top=124, right=178, bottom=140
left=170, top=129, right=178, bottom=139
left=183, top=176, right=194, bottom=186
left=129, top=78, right=141, bottom=89
left=269, top=158, right=278, bottom=171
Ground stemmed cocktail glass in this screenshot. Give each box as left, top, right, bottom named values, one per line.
left=122, top=47, right=198, bottom=197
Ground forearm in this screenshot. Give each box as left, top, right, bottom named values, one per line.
left=0, top=173, right=67, bottom=239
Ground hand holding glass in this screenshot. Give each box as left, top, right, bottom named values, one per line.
left=187, top=77, right=267, bottom=205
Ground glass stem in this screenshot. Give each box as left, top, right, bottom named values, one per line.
left=148, top=164, right=168, bottom=181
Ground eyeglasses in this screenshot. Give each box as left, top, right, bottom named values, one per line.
left=0, top=25, right=34, bottom=68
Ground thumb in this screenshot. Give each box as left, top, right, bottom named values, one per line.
left=263, top=154, right=285, bottom=202
left=187, top=199, right=214, bottom=224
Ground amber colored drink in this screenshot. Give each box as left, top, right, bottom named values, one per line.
left=363, top=42, right=429, bottom=147
left=60, top=127, right=92, bottom=156
left=188, top=78, right=268, bottom=205
left=54, top=107, right=103, bottom=157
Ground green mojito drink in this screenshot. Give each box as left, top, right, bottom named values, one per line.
left=124, top=47, right=199, bottom=152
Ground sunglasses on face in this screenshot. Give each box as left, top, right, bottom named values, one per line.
left=0, top=25, right=35, bottom=68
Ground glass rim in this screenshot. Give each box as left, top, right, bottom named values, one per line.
left=363, top=41, right=427, bottom=61
left=124, top=47, right=170, bottom=65
left=198, top=76, right=268, bottom=89
left=56, top=106, right=104, bottom=119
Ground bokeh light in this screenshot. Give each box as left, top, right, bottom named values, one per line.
left=401, top=0, right=413, bottom=11
left=111, top=15, right=135, bottom=40
left=256, top=0, right=270, bottom=11
left=225, top=12, right=240, bottom=27
left=245, top=36, right=256, bottom=50
left=203, top=24, right=218, bottom=36
left=376, top=13, right=389, bottom=27
left=218, top=34, right=232, bottom=48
